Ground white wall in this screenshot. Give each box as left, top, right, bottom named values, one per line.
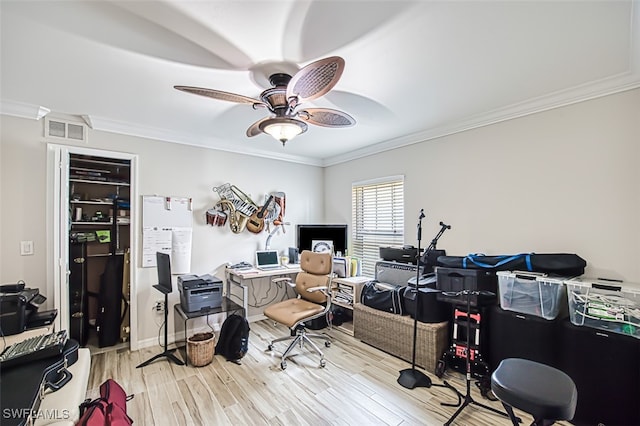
left=325, top=89, right=640, bottom=282
left=0, top=115, right=324, bottom=345
left=2, top=88, right=639, bottom=348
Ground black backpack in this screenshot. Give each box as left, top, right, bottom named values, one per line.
left=215, top=314, right=250, bottom=364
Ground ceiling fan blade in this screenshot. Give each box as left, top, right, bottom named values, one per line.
left=174, top=86, right=263, bottom=105
left=246, top=117, right=269, bottom=137
left=286, top=56, right=345, bottom=103
left=299, top=108, right=355, bottom=128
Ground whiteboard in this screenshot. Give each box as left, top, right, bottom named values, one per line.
left=142, top=195, right=193, bottom=273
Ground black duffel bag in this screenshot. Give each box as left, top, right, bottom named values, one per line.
left=360, top=280, right=407, bottom=315
left=436, top=253, right=586, bottom=276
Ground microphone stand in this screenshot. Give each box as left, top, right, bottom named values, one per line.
left=398, top=212, right=450, bottom=389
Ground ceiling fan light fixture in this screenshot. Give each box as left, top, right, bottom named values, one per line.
left=260, top=118, right=307, bottom=145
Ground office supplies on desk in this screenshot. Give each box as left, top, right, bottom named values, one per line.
left=255, top=249, right=281, bottom=270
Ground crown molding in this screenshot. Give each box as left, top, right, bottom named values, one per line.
left=2, top=75, right=638, bottom=169
left=0, top=99, right=50, bottom=120
left=323, top=72, right=640, bottom=167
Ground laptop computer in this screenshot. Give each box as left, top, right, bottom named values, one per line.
left=255, top=250, right=282, bottom=270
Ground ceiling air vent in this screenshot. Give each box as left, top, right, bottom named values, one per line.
left=45, top=118, right=88, bottom=143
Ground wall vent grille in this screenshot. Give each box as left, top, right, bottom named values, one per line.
left=45, top=118, right=88, bottom=142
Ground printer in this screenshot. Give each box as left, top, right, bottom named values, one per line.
left=178, top=274, right=223, bottom=312
left=0, top=283, right=58, bottom=335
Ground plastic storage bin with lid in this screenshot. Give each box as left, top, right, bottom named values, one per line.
left=565, top=276, right=640, bottom=339
left=496, top=271, right=568, bottom=320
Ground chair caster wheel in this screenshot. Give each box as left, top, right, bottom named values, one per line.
left=268, top=344, right=273, bottom=351
left=320, top=359, right=326, bottom=368
left=281, top=360, right=287, bottom=370
left=324, top=341, right=331, bottom=348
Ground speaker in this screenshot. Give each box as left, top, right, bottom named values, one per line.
left=375, top=261, right=421, bottom=286
left=488, top=305, right=564, bottom=371
left=288, top=247, right=299, bottom=264
left=560, top=321, right=640, bottom=426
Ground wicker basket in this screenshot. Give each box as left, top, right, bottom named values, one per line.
left=187, top=332, right=215, bottom=367
left=353, top=303, right=449, bottom=372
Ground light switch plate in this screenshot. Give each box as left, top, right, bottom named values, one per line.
left=20, top=240, right=34, bottom=256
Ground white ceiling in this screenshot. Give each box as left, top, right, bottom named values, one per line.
left=1, top=1, right=639, bottom=166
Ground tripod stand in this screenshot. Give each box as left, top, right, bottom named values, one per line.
left=440, top=288, right=511, bottom=425
left=398, top=211, right=450, bottom=389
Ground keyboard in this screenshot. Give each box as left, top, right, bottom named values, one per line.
left=0, top=330, right=67, bottom=369
left=257, top=265, right=283, bottom=270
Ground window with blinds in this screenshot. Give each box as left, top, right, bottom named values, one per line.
left=351, top=176, right=404, bottom=277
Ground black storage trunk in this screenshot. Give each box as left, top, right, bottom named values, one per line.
left=404, top=287, right=451, bottom=323
left=487, top=305, right=564, bottom=371
left=435, top=267, right=497, bottom=307
left=560, top=321, right=640, bottom=426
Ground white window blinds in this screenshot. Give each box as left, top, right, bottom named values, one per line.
left=351, top=176, right=404, bottom=277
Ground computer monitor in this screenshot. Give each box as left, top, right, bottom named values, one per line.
left=296, top=224, right=348, bottom=255
left=155, top=252, right=172, bottom=294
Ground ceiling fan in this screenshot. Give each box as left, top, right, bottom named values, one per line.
left=174, top=56, right=355, bottom=146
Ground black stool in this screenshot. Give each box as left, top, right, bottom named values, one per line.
left=491, top=358, right=577, bottom=426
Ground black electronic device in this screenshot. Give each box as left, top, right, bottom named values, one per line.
left=137, top=252, right=184, bottom=368
left=0, top=330, right=67, bottom=369
left=27, top=309, right=58, bottom=329
left=379, top=246, right=423, bottom=264
left=0, top=282, right=26, bottom=293
left=179, top=274, right=223, bottom=312
left=288, top=247, right=299, bottom=264
left=155, top=252, right=172, bottom=294
left=488, top=305, right=564, bottom=371
left=0, top=287, right=49, bottom=336
left=560, top=321, right=640, bottom=426
left=296, top=224, right=348, bottom=255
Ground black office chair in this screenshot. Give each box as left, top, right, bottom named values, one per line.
left=491, top=358, right=577, bottom=426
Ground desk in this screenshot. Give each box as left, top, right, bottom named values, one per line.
left=225, top=266, right=300, bottom=322
left=174, top=298, right=243, bottom=366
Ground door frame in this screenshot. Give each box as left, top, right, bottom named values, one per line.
left=46, top=144, right=139, bottom=350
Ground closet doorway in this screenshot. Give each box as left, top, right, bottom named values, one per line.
left=48, top=144, right=139, bottom=352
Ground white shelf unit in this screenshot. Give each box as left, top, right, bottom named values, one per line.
left=331, top=276, right=372, bottom=335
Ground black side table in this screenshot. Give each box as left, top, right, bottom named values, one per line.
left=173, top=298, right=244, bottom=366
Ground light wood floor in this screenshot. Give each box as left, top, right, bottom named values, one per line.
left=87, top=320, right=570, bottom=426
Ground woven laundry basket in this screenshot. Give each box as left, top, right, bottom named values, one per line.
left=353, top=303, right=449, bottom=372
left=187, top=332, right=215, bottom=367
